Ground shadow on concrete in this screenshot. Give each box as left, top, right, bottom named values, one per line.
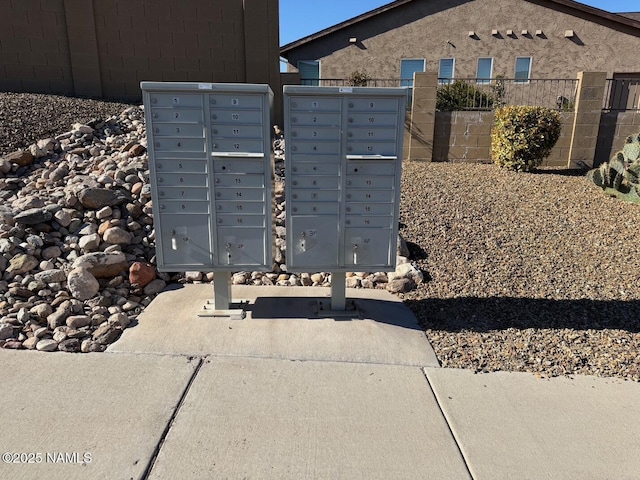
left=246, top=295, right=424, bottom=330
left=405, top=297, right=640, bottom=333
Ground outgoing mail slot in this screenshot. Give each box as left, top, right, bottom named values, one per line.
left=156, top=173, right=207, bottom=187
left=291, top=202, right=339, bottom=215
left=346, top=175, right=395, bottom=189
left=346, top=162, right=396, bottom=175
left=214, top=174, right=264, bottom=188
left=156, top=159, right=207, bottom=173
left=212, top=138, right=264, bottom=153
left=291, top=176, right=340, bottom=189
left=216, top=215, right=265, bottom=227
left=291, top=163, right=340, bottom=175
left=347, top=127, right=397, bottom=141
left=346, top=141, right=398, bottom=156
left=211, top=110, right=263, bottom=125
left=345, top=203, right=393, bottom=215
left=151, top=108, right=203, bottom=123
left=348, top=98, right=400, bottom=111
left=150, top=93, right=203, bottom=108
left=210, top=94, right=263, bottom=109
left=211, top=124, right=264, bottom=139
left=347, top=113, right=398, bottom=127
left=213, top=159, right=265, bottom=174
left=215, top=188, right=264, bottom=201
left=291, top=127, right=340, bottom=141
left=290, top=141, right=341, bottom=155
left=291, top=189, right=340, bottom=202
left=289, top=112, right=341, bottom=126
left=159, top=201, right=209, bottom=214
left=152, top=123, right=205, bottom=137
left=215, top=201, right=264, bottom=214
left=289, top=97, right=341, bottom=111
left=345, top=190, right=394, bottom=202
left=158, top=187, right=209, bottom=201
left=345, top=215, right=393, bottom=228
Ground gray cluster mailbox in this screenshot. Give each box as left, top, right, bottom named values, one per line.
left=283, top=85, right=407, bottom=309
left=283, top=86, right=407, bottom=271
left=141, top=82, right=273, bottom=313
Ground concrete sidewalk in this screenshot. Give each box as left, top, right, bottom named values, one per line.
left=1, top=284, right=640, bottom=480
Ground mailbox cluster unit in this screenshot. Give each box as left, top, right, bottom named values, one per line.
left=141, top=82, right=274, bottom=273
left=142, top=82, right=407, bottom=312
left=283, top=85, right=407, bottom=273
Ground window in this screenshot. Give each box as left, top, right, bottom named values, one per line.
left=400, top=59, right=425, bottom=88
left=400, top=59, right=425, bottom=105
left=476, top=57, right=493, bottom=84
left=515, top=57, right=532, bottom=83
left=298, top=60, right=319, bottom=85
left=438, top=58, right=455, bottom=84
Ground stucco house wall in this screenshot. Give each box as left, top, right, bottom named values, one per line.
left=282, top=0, right=640, bottom=81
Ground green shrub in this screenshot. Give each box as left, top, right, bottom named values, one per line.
left=436, top=80, right=494, bottom=111
left=348, top=70, right=372, bottom=87
left=491, top=106, right=562, bottom=172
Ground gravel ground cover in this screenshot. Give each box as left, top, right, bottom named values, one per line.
left=0, top=92, right=135, bottom=156
left=2, top=92, right=639, bottom=381
left=399, top=161, right=640, bottom=381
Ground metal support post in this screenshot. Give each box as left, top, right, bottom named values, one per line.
left=331, top=271, right=346, bottom=311
left=213, top=271, right=231, bottom=310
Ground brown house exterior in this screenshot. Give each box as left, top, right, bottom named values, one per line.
left=280, top=0, right=640, bottom=82
left=0, top=0, right=280, bottom=103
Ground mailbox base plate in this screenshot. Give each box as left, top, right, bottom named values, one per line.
left=198, top=299, right=249, bottom=319
left=313, top=299, right=360, bottom=319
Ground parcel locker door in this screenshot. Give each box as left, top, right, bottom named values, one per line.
left=216, top=228, right=267, bottom=267
left=289, top=216, right=339, bottom=269
left=344, top=228, right=394, bottom=267
left=157, top=214, right=213, bottom=268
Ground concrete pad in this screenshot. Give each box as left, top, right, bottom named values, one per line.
left=425, top=368, right=640, bottom=480
left=110, top=284, right=439, bottom=367
left=0, top=350, right=197, bottom=480
left=149, top=357, right=471, bottom=480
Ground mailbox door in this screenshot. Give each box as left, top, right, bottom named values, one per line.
left=344, top=228, right=393, bottom=267
left=288, top=216, right=339, bottom=268
left=158, top=214, right=213, bottom=268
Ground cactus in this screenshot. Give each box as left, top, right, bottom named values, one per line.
left=587, top=130, right=640, bottom=204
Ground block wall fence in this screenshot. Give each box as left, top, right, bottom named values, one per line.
left=0, top=0, right=281, bottom=115
left=406, top=72, right=634, bottom=168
